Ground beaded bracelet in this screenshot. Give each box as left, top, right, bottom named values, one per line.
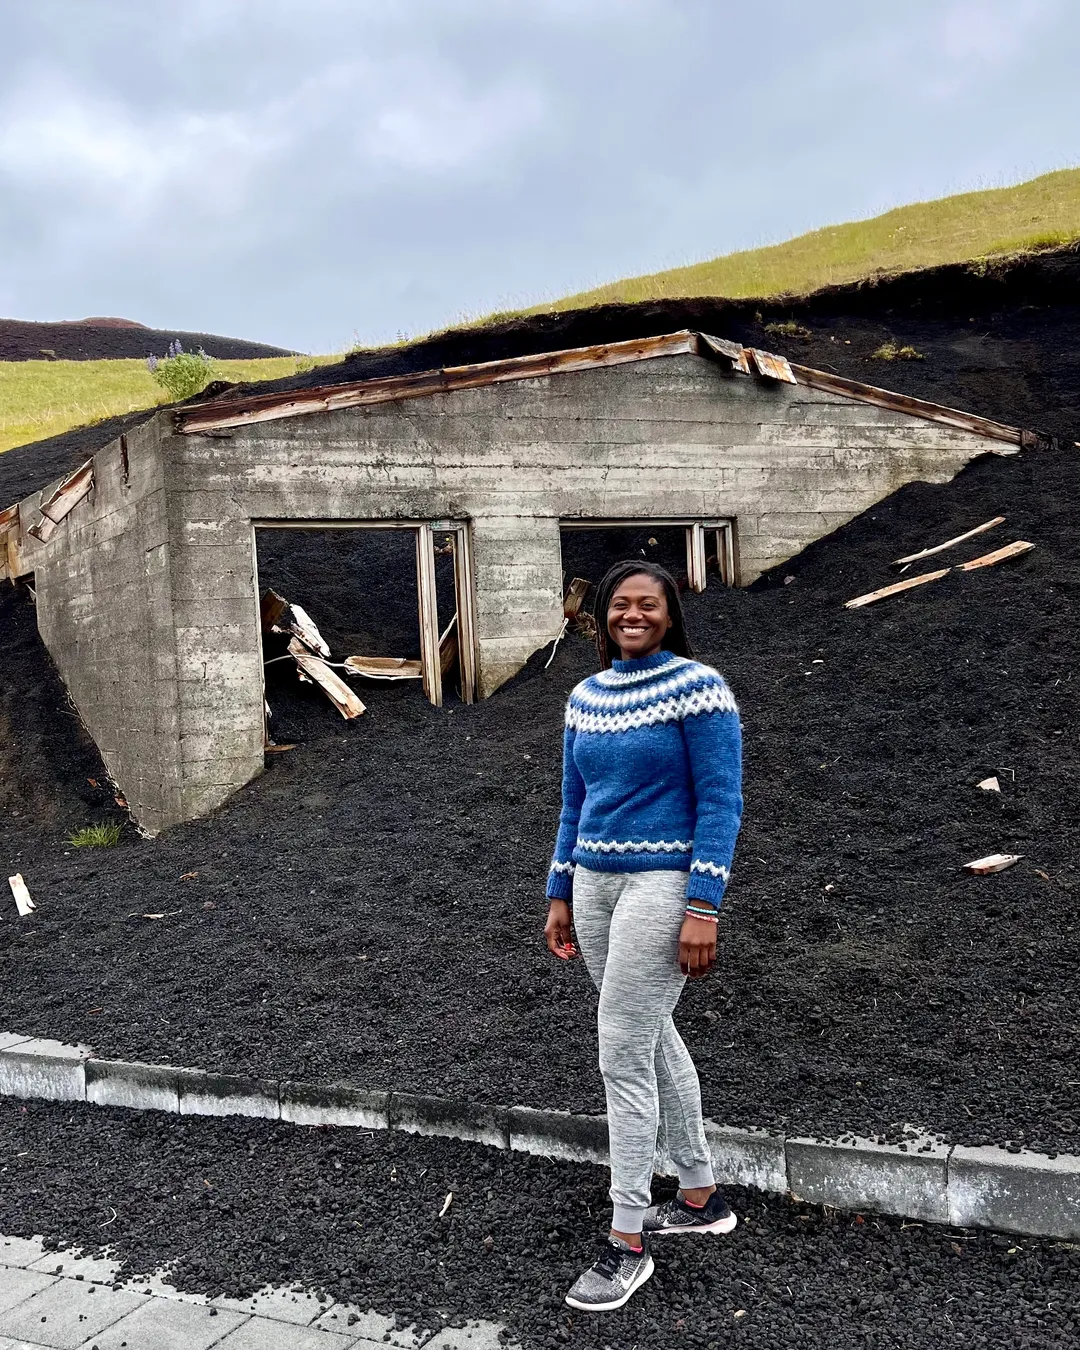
left=686, top=904, right=719, bottom=924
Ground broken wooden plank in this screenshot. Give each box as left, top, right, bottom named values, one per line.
left=563, top=578, right=590, bottom=620
left=964, top=853, right=1022, bottom=874
left=0, top=504, right=18, bottom=530
left=844, top=567, right=951, bottom=609
left=284, top=603, right=331, bottom=657
left=8, top=873, right=35, bottom=917
left=439, top=612, right=459, bottom=678
left=344, top=655, right=423, bottom=679
left=892, top=517, right=1006, bottom=568
left=747, top=348, right=797, bottom=384
left=957, top=540, right=1035, bottom=572
left=28, top=460, right=94, bottom=542
left=415, top=527, right=443, bottom=708
left=288, top=639, right=366, bottom=718
left=697, top=333, right=751, bottom=374
left=260, top=588, right=289, bottom=631
left=687, top=523, right=707, bottom=593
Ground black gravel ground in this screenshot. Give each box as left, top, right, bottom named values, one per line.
left=1, top=440, right=1078, bottom=1155
left=1, top=1100, right=1077, bottom=1350
left=0, top=316, right=292, bottom=362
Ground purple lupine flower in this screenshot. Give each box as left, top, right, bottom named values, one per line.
left=146, top=354, right=158, bottom=373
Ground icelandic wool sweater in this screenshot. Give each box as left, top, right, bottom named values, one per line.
left=547, top=649, right=743, bottom=910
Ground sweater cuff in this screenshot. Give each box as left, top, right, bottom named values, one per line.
left=546, top=865, right=575, bottom=902
left=686, top=866, right=729, bottom=907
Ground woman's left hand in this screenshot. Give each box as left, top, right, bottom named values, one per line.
left=678, top=915, right=717, bottom=978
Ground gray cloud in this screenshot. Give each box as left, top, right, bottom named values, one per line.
left=0, top=0, right=1077, bottom=351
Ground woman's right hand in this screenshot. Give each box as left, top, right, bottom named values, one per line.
left=544, top=899, right=577, bottom=960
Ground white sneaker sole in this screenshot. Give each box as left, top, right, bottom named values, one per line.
left=649, top=1210, right=738, bottom=1236
left=564, top=1254, right=655, bottom=1312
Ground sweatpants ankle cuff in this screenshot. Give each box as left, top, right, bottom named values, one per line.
left=612, top=1205, right=648, bottom=1234
left=677, top=1163, right=716, bottom=1191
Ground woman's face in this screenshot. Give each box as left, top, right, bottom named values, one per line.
left=607, top=573, right=672, bottom=660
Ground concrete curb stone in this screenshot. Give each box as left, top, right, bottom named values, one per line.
left=5, top=1031, right=1080, bottom=1240
left=787, top=1134, right=952, bottom=1224
left=280, top=1079, right=390, bottom=1130
left=389, top=1092, right=509, bottom=1149
left=948, top=1144, right=1080, bottom=1239
left=0, top=1037, right=89, bottom=1102
left=177, top=1067, right=281, bottom=1119
left=86, top=1058, right=182, bottom=1113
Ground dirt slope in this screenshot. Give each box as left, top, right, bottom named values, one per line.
left=0, top=317, right=292, bottom=363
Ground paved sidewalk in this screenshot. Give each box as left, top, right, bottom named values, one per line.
left=0, top=1235, right=512, bottom=1350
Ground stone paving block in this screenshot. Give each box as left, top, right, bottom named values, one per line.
left=211, top=1284, right=334, bottom=1325
left=0, top=1267, right=56, bottom=1315
left=280, top=1080, right=389, bottom=1130
left=214, top=1317, right=357, bottom=1349
left=85, top=1060, right=181, bottom=1114
left=389, top=1094, right=508, bottom=1149
left=0, top=1039, right=89, bottom=1103
left=787, top=1134, right=950, bottom=1224
left=177, top=1068, right=280, bottom=1120
left=0, top=1035, right=32, bottom=1053
left=507, top=1106, right=608, bottom=1165
left=28, top=1249, right=122, bottom=1285
left=948, top=1144, right=1080, bottom=1239
left=311, top=1308, right=423, bottom=1347
left=122, top=1268, right=208, bottom=1305
left=705, top=1121, right=788, bottom=1194
left=0, top=1238, right=46, bottom=1270
left=424, top=1319, right=516, bottom=1349
left=0, top=1277, right=146, bottom=1347
left=84, top=1295, right=247, bottom=1348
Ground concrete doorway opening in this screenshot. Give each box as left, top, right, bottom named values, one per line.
left=253, top=521, right=478, bottom=721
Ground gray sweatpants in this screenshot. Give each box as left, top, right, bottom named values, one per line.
left=572, top=866, right=715, bottom=1233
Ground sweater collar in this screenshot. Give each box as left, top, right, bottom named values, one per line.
left=610, top=649, right=679, bottom=676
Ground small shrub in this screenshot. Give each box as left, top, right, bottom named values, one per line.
left=146, top=341, right=216, bottom=400
left=68, top=822, right=123, bottom=848
left=764, top=320, right=812, bottom=339
left=871, top=341, right=925, bottom=362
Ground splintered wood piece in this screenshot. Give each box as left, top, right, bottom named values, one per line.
left=957, top=540, right=1035, bottom=571
left=844, top=568, right=951, bottom=609
left=285, top=603, right=331, bottom=657
left=698, top=333, right=751, bottom=373
left=28, top=460, right=94, bottom=542
left=892, top=516, right=1005, bottom=567
left=344, top=656, right=423, bottom=679
left=0, top=504, right=18, bottom=529
left=288, top=640, right=366, bottom=718
left=8, top=874, right=35, bottom=916
left=439, top=612, right=459, bottom=678
left=563, top=578, right=590, bottom=620
left=260, top=588, right=289, bottom=631
left=264, top=743, right=298, bottom=753
left=964, top=853, right=1022, bottom=874
left=747, top=348, right=797, bottom=384
left=977, top=776, right=1001, bottom=792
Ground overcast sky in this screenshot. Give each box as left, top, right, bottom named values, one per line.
left=1, top=0, right=1077, bottom=353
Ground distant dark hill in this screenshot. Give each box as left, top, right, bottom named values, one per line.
left=0, top=318, right=293, bottom=363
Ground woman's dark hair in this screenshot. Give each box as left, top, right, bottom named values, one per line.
left=593, top=559, right=694, bottom=669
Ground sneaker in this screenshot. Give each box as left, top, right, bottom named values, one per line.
left=564, top=1236, right=654, bottom=1312
left=642, top=1188, right=738, bottom=1236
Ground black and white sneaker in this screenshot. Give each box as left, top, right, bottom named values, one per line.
left=564, top=1236, right=654, bottom=1312
left=642, top=1188, right=737, bottom=1236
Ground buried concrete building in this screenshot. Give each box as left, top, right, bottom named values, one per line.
left=0, top=330, right=1047, bottom=834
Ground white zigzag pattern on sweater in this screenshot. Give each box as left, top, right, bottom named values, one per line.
left=567, top=683, right=737, bottom=734
left=690, top=860, right=731, bottom=881
left=571, top=664, right=729, bottom=714
left=549, top=860, right=576, bottom=874
left=577, top=837, right=693, bottom=855
left=593, top=656, right=691, bottom=688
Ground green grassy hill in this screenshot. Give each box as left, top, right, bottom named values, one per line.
left=516, top=167, right=1080, bottom=314
left=0, top=355, right=334, bottom=456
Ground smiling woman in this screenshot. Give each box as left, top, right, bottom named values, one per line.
left=543, top=557, right=743, bottom=1312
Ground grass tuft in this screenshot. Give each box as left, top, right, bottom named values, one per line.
left=764, top=320, right=812, bottom=339
left=871, top=342, right=925, bottom=362
left=68, top=822, right=123, bottom=848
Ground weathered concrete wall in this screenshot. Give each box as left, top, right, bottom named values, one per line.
left=21, top=351, right=1006, bottom=830
left=23, top=419, right=184, bottom=835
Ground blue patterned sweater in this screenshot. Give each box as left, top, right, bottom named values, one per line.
left=547, top=649, right=743, bottom=909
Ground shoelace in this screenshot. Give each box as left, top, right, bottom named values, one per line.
left=593, top=1238, right=631, bottom=1279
